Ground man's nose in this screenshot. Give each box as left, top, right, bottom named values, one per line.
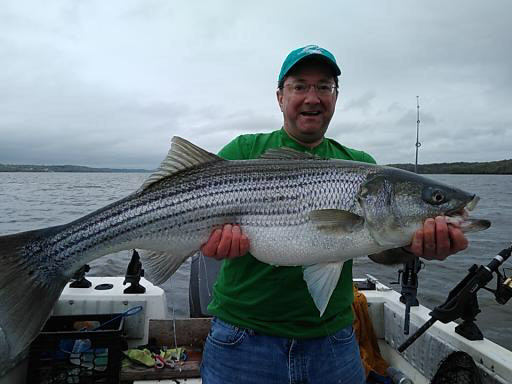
left=304, top=86, right=321, bottom=103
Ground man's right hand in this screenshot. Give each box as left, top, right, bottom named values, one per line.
left=200, top=224, right=250, bottom=260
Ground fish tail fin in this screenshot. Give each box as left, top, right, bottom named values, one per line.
left=0, top=227, right=68, bottom=374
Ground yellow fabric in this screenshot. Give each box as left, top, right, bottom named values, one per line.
left=352, top=285, right=389, bottom=377
left=123, top=348, right=155, bottom=367
left=122, top=347, right=187, bottom=369
left=161, top=347, right=185, bottom=360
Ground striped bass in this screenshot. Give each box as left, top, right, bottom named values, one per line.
left=0, top=137, right=490, bottom=373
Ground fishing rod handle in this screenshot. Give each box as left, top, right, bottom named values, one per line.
left=398, top=317, right=437, bottom=353
left=487, top=245, right=512, bottom=273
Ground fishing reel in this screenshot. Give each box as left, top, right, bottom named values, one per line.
left=489, top=267, right=512, bottom=305
left=398, top=243, right=512, bottom=352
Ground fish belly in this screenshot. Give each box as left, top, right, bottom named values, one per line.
left=244, top=223, right=385, bottom=266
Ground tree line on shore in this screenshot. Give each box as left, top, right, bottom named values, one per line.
left=1, top=159, right=511, bottom=174
left=0, top=164, right=149, bottom=173
left=387, top=159, right=511, bottom=174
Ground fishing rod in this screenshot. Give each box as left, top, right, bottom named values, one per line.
left=414, top=95, right=421, bottom=173
left=398, top=243, right=512, bottom=352
left=397, top=95, right=424, bottom=335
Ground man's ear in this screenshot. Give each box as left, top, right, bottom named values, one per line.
left=276, top=89, right=284, bottom=112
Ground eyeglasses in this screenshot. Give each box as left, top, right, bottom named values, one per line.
left=282, top=82, right=337, bottom=96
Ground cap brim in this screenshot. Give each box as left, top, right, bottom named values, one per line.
left=302, top=54, right=341, bottom=76
left=283, top=54, right=341, bottom=80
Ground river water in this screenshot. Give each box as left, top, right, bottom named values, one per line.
left=0, top=172, right=511, bottom=350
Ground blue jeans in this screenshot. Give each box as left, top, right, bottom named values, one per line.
left=201, top=317, right=365, bottom=384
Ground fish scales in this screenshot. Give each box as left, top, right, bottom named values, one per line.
left=0, top=136, right=490, bottom=374
left=24, top=160, right=368, bottom=280
left=13, top=157, right=463, bottom=280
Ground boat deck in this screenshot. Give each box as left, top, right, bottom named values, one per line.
left=4, top=276, right=511, bottom=384
left=126, top=279, right=512, bottom=384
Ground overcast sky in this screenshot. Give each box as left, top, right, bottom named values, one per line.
left=1, top=0, right=510, bottom=169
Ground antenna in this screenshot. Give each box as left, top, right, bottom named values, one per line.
left=414, top=96, right=421, bottom=173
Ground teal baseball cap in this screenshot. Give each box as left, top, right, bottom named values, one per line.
left=278, top=45, right=341, bottom=83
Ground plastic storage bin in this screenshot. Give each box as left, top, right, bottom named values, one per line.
left=28, top=313, right=124, bottom=384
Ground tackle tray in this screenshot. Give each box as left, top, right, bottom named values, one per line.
left=27, top=313, right=125, bottom=384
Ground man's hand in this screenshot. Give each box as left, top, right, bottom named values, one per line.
left=407, top=216, right=468, bottom=260
left=200, top=224, right=250, bottom=260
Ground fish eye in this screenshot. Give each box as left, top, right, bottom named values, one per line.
left=432, top=190, right=445, bottom=204
left=422, top=187, right=447, bottom=205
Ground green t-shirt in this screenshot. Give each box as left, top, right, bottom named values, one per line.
left=207, top=128, right=376, bottom=338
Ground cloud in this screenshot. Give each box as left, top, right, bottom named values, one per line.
left=344, top=91, right=376, bottom=114
left=1, top=0, right=511, bottom=167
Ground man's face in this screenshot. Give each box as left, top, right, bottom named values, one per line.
left=277, top=61, right=338, bottom=147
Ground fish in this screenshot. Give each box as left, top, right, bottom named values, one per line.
left=0, top=136, right=490, bottom=373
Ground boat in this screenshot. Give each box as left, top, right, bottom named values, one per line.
left=2, top=247, right=512, bottom=384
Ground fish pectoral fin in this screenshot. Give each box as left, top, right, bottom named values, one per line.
left=139, top=249, right=195, bottom=285
left=137, top=136, right=224, bottom=193
left=303, top=262, right=344, bottom=316
left=309, top=209, right=364, bottom=234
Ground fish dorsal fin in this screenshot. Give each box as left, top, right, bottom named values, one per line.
left=138, top=136, right=223, bottom=192
left=259, top=147, right=326, bottom=160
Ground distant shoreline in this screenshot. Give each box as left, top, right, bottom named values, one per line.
left=0, top=164, right=152, bottom=173
left=387, top=159, right=511, bottom=175
left=1, top=159, right=511, bottom=174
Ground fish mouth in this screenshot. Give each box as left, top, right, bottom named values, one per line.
left=465, top=195, right=480, bottom=211
left=443, top=195, right=491, bottom=232
left=445, top=194, right=479, bottom=217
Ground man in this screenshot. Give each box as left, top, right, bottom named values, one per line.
left=199, top=45, right=468, bottom=384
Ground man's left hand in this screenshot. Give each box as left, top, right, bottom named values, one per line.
left=407, top=216, right=468, bottom=260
